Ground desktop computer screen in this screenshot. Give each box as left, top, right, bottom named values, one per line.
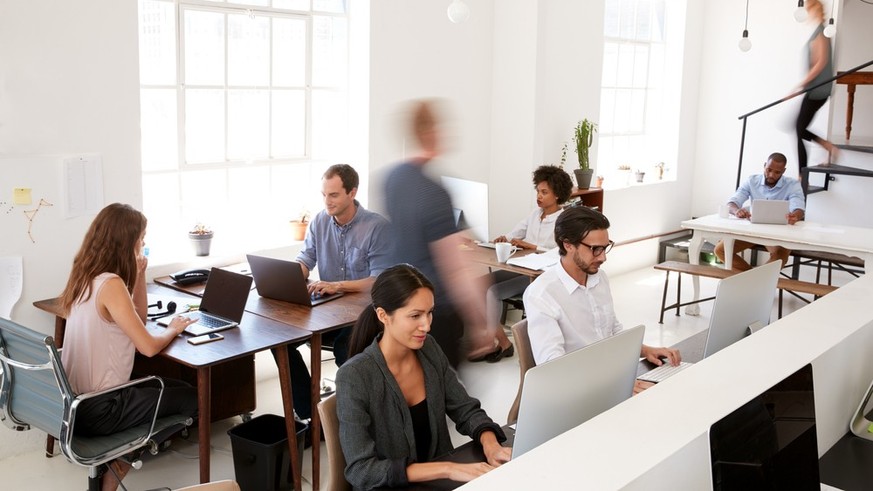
left=709, top=363, right=819, bottom=490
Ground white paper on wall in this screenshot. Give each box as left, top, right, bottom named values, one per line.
left=0, top=256, right=23, bottom=319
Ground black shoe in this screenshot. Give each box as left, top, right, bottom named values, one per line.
left=484, top=343, right=514, bottom=363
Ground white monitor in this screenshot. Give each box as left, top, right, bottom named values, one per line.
left=441, top=176, right=489, bottom=242
left=704, top=260, right=781, bottom=357
left=512, top=325, right=645, bottom=459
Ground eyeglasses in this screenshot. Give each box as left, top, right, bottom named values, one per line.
left=579, top=240, right=614, bottom=257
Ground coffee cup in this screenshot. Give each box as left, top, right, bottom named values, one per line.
left=495, top=242, right=518, bottom=263
left=718, top=204, right=729, bottom=219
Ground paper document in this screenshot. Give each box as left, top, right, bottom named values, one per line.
left=0, top=257, right=23, bottom=319
left=506, top=248, right=560, bottom=271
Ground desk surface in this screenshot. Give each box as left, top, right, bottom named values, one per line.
left=244, top=288, right=370, bottom=334
left=462, top=244, right=546, bottom=279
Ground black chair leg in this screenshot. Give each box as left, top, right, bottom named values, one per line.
left=659, top=272, right=670, bottom=324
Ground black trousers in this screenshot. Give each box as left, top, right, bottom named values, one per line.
left=795, top=94, right=829, bottom=172
left=75, top=377, right=197, bottom=436
left=429, top=305, right=465, bottom=369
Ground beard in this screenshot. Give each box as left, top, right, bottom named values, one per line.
left=572, top=248, right=602, bottom=275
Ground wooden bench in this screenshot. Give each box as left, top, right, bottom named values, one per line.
left=655, top=261, right=838, bottom=323
left=789, top=250, right=865, bottom=285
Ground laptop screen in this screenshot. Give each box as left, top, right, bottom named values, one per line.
left=709, top=363, right=819, bottom=489
left=199, top=267, right=253, bottom=322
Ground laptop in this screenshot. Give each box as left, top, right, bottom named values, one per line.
left=750, top=199, right=790, bottom=225
left=638, top=260, right=781, bottom=383
left=476, top=241, right=497, bottom=249
left=512, top=324, right=645, bottom=458
left=246, top=254, right=344, bottom=307
left=158, top=267, right=253, bottom=336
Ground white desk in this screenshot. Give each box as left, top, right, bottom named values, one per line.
left=680, top=214, right=873, bottom=315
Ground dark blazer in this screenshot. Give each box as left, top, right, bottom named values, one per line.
left=336, top=334, right=505, bottom=490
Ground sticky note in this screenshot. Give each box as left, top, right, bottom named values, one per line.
left=13, top=188, right=32, bottom=205
left=868, top=422, right=873, bottom=433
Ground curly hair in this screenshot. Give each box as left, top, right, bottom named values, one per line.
left=532, top=165, right=574, bottom=204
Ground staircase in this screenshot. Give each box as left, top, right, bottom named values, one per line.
left=804, top=141, right=873, bottom=195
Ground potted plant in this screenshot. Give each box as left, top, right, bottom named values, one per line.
left=634, top=169, right=646, bottom=183
left=573, top=119, right=597, bottom=189
left=289, top=209, right=310, bottom=241
left=188, top=223, right=213, bottom=257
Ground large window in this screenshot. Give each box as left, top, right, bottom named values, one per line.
left=138, top=0, right=353, bottom=263
left=598, top=0, right=684, bottom=187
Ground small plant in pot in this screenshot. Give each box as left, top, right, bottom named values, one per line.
left=189, top=223, right=213, bottom=257
left=573, top=119, right=598, bottom=189
left=289, top=209, right=310, bottom=241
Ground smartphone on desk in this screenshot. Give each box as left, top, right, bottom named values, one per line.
left=187, top=333, right=223, bottom=345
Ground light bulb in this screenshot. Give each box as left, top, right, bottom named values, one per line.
left=447, top=0, right=470, bottom=24
left=738, top=30, right=752, bottom=52
left=794, top=0, right=808, bottom=22
left=823, top=18, right=836, bottom=38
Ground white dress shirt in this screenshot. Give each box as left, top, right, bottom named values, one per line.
left=523, top=261, right=623, bottom=364
left=507, top=208, right=563, bottom=250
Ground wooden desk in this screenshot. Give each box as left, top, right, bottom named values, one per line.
left=836, top=71, right=873, bottom=140
left=680, top=215, right=873, bottom=315
left=244, top=289, right=372, bottom=491
left=462, top=244, right=546, bottom=280
left=33, top=288, right=312, bottom=489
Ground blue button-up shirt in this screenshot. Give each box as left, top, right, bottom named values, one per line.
left=727, top=174, right=806, bottom=212
left=295, top=201, right=392, bottom=281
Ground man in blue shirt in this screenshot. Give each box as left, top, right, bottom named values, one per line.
left=279, top=163, right=390, bottom=421
left=714, top=152, right=806, bottom=271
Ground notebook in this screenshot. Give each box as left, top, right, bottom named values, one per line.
left=750, top=199, right=789, bottom=224
left=246, top=254, right=344, bottom=307
left=158, top=267, right=253, bottom=336
left=638, top=261, right=781, bottom=383
left=512, top=325, right=645, bottom=458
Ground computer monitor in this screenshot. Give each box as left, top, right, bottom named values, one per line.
left=704, top=260, right=781, bottom=357
left=512, top=325, right=645, bottom=458
left=441, top=176, right=489, bottom=242
left=709, top=363, right=819, bottom=489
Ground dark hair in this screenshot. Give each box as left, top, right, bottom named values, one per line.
left=532, top=165, right=574, bottom=204
left=554, top=206, right=610, bottom=256
left=347, top=264, right=435, bottom=359
left=766, top=152, right=788, bottom=166
left=323, top=164, right=359, bottom=194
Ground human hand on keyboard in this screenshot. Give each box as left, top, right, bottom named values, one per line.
left=641, top=344, right=681, bottom=366
left=308, top=280, right=339, bottom=297
left=634, top=380, right=655, bottom=395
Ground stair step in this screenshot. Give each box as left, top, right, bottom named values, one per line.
left=806, top=185, right=827, bottom=195
left=804, top=164, right=873, bottom=178
left=836, top=141, right=873, bottom=155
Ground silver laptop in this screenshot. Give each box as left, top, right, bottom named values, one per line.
left=246, top=254, right=344, bottom=307
left=750, top=199, right=790, bottom=224
left=158, top=267, right=253, bottom=336
left=512, top=324, right=645, bottom=458
left=638, top=261, right=781, bottom=383
left=476, top=241, right=498, bottom=249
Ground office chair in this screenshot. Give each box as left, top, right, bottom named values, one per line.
left=174, top=479, right=241, bottom=491
left=506, top=319, right=536, bottom=425
left=317, top=394, right=351, bottom=491
left=0, top=317, right=192, bottom=491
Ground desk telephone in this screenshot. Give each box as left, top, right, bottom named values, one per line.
left=170, top=268, right=210, bottom=285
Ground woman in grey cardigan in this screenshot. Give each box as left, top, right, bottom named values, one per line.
left=337, top=264, right=511, bottom=490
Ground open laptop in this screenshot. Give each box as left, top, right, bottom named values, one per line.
left=512, top=324, right=645, bottom=458
left=246, top=254, right=344, bottom=307
left=158, top=267, right=253, bottom=336
left=750, top=199, right=790, bottom=224
left=638, top=260, right=781, bottom=383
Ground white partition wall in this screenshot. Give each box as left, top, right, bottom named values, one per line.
left=461, top=273, right=873, bottom=489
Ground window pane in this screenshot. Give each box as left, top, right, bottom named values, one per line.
left=601, top=43, right=618, bottom=86
left=604, top=0, right=620, bottom=38
left=141, top=89, right=178, bottom=171
left=599, top=88, right=616, bottom=134
left=272, top=90, right=306, bottom=157
left=635, top=0, right=651, bottom=41
left=234, top=0, right=269, bottom=6
left=228, top=90, right=269, bottom=160
left=619, top=0, right=635, bottom=39
left=312, top=89, right=347, bottom=160
left=181, top=169, right=227, bottom=228
left=227, top=166, right=272, bottom=239
left=613, top=89, right=632, bottom=134
left=271, top=163, right=318, bottom=219
left=629, top=89, right=645, bottom=133
left=274, top=0, right=310, bottom=11
left=273, top=17, right=307, bottom=87
left=138, top=0, right=176, bottom=85
left=228, top=13, right=270, bottom=86
left=312, top=16, right=348, bottom=86
left=313, top=0, right=347, bottom=13
left=185, top=89, right=226, bottom=163
left=632, top=45, right=648, bottom=88
left=616, top=44, right=634, bottom=87
left=652, top=0, right=666, bottom=42
left=142, top=172, right=182, bottom=255
left=184, top=10, right=225, bottom=85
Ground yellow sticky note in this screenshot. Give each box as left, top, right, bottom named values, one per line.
left=868, top=422, right=873, bottom=433
left=13, top=188, right=32, bottom=205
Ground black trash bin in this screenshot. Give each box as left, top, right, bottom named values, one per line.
left=227, top=414, right=307, bottom=491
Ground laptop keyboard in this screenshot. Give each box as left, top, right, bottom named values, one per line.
left=194, top=313, right=228, bottom=328
left=638, top=361, right=693, bottom=383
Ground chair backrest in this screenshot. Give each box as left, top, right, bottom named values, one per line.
left=0, top=317, right=71, bottom=438
left=507, top=319, right=536, bottom=424
left=317, top=394, right=351, bottom=491
left=175, top=479, right=242, bottom=491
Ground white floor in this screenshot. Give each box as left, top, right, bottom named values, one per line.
left=0, top=261, right=857, bottom=490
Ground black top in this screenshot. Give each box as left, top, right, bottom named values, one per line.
left=409, top=398, right=431, bottom=463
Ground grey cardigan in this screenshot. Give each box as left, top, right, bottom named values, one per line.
left=336, top=334, right=505, bottom=490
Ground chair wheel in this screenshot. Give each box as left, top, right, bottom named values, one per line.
left=241, top=412, right=253, bottom=423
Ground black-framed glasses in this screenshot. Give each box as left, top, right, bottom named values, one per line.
left=579, top=240, right=614, bottom=256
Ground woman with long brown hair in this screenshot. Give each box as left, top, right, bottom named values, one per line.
left=59, top=203, right=198, bottom=491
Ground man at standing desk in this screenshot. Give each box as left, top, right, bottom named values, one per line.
left=523, top=207, right=680, bottom=393
left=714, top=152, right=806, bottom=271
left=278, top=163, right=391, bottom=422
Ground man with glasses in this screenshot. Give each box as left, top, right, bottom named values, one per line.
left=523, top=207, right=680, bottom=391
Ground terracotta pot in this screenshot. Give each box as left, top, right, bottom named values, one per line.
left=290, top=221, right=308, bottom=241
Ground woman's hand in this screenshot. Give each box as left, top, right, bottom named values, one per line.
left=483, top=442, right=512, bottom=467
left=509, top=238, right=535, bottom=250
left=166, top=315, right=197, bottom=336
left=445, top=462, right=496, bottom=482
left=492, top=235, right=508, bottom=243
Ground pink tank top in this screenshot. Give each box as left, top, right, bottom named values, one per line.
left=60, top=272, right=135, bottom=394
